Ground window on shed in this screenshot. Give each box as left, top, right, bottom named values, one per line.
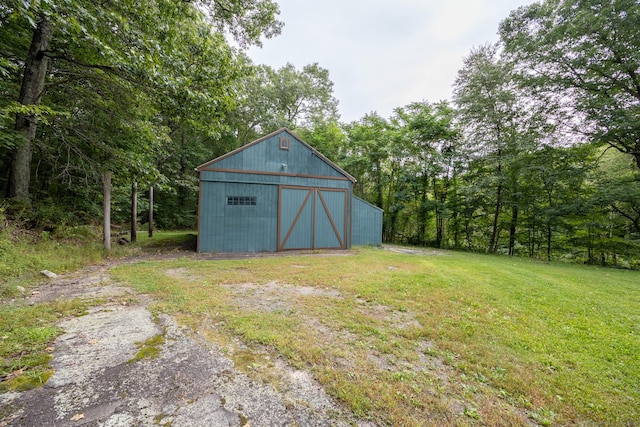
left=227, top=196, right=256, bottom=206
left=279, top=137, right=290, bottom=150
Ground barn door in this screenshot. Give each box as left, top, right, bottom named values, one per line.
left=278, top=186, right=347, bottom=250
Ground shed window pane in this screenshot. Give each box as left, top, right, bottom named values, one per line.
left=227, top=196, right=256, bottom=206
left=279, top=137, right=290, bottom=150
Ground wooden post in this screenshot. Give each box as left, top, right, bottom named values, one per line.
left=148, top=185, right=153, bottom=238
left=103, top=170, right=111, bottom=250
left=131, top=181, right=137, bottom=243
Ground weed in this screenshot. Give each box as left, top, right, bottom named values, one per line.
left=529, top=407, right=556, bottom=426
left=128, top=331, right=166, bottom=363
left=0, top=367, right=53, bottom=392
left=0, top=299, right=91, bottom=392
left=464, top=405, right=481, bottom=420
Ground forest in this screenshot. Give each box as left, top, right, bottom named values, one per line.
left=1, top=0, right=639, bottom=268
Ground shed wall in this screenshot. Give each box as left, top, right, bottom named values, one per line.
left=200, top=170, right=351, bottom=190
left=352, top=196, right=383, bottom=246
left=205, top=132, right=346, bottom=179
left=197, top=129, right=383, bottom=253
left=198, top=182, right=278, bottom=252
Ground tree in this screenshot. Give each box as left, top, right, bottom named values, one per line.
left=520, top=145, right=593, bottom=261
left=591, top=147, right=640, bottom=237
left=454, top=42, right=558, bottom=255
left=393, top=101, right=459, bottom=247
left=293, top=117, right=347, bottom=163
left=500, top=0, right=640, bottom=169
left=1, top=0, right=282, bottom=203
left=343, top=114, right=392, bottom=211
left=453, top=44, right=522, bottom=253
left=6, top=16, right=51, bottom=200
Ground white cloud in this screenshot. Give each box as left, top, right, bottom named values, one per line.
left=247, top=0, right=536, bottom=122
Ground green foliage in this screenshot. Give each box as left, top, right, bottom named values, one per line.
left=1, top=0, right=638, bottom=266
left=0, top=0, right=284, bottom=229
left=227, top=62, right=340, bottom=144
left=500, top=0, right=640, bottom=169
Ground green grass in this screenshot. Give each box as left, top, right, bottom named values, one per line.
left=2, top=228, right=635, bottom=424
left=0, top=300, right=90, bottom=391
left=128, top=332, right=166, bottom=364
left=0, top=225, right=135, bottom=298
left=0, top=228, right=194, bottom=392
left=111, top=247, right=640, bottom=426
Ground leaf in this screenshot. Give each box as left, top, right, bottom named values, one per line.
left=70, top=413, right=85, bottom=421
left=3, top=369, right=24, bottom=381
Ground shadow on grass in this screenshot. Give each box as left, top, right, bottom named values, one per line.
left=138, top=232, right=197, bottom=252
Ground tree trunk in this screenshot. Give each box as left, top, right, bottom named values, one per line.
left=177, top=129, right=187, bottom=212
left=508, top=205, right=518, bottom=256
left=488, top=149, right=502, bottom=253
left=375, top=160, right=383, bottom=209
left=103, top=171, right=111, bottom=251
left=546, top=223, right=552, bottom=262
left=452, top=212, right=460, bottom=249
left=433, top=175, right=450, bottom=249
left=131, top=181, right=137, bottom=243
left=148, top=185, right=154, bottom=238
left=488, top=181, right=502, bottom=253
left=9, top=18, right=52, bottom=201
left=418, top=174, right=429, bottom=245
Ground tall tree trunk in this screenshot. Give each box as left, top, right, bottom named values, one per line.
left=131, top=181, right=137, bottom=243
left=508, top=205, right=518, bottom=256
left=452, top=211, right=460, bottom=248
left=434, top=175, right=450, bottom=249
left=148, top=185, right=154, bottom=238
left=433, top=177, right=443, bottom=248
left=546, top=223, right=552, bottom=262
left=103, top=171, right=111, bottom=251
left=488, top=149, right=502, bottom=253
left=418, top=173, right=429, bottom=245
left=177, top=129, right=187, bottom=210
left=488, top=181, right=502, bottom=253
left=9, top=18, right=52, bottom=201
left=375, top=160, right=383, bottom=209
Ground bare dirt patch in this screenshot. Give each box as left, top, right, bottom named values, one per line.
left=222, top=280, right=341, bottom=313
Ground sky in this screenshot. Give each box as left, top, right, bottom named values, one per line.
left=247, top=0, right=537, bottom=123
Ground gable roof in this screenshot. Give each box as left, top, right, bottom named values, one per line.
left=196, top=128, right=356, bottom=183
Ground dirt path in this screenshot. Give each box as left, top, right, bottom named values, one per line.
left=1, top=252, right=372, bottom=427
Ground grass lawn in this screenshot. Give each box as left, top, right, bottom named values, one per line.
left=109, top=245, right=640, bottom=426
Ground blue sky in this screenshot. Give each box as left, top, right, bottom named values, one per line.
left=247, top=0, right=536, bottom=123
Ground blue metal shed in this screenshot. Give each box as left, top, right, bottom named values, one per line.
left=196, top=128, right=382, bottom=253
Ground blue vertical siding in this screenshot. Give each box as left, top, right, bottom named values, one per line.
left=199, top=182, right=278, bottom=252
left=314, top=189, right=346, bottom=248
left=208, top=131, right=347, bottom=179
left=279, top=187, right=313, bottom=250
left=352, top=196, right=383, bottom=246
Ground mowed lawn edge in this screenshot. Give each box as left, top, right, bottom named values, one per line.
left=111, top=247, right=640, bottom=426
